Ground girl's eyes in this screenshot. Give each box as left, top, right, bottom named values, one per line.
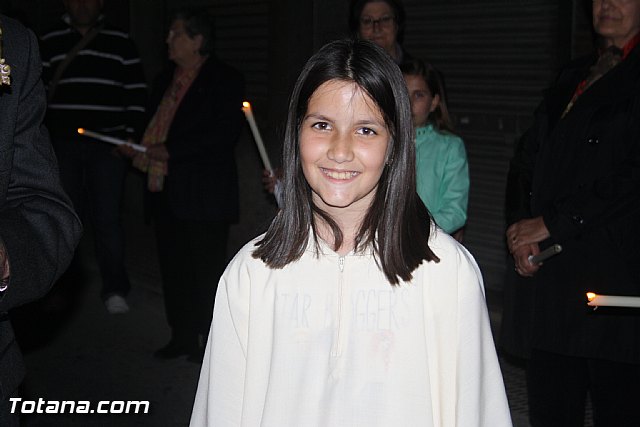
left=309, top=121, right=379, bottom=136
left=311, top=122, right=331, bottom=131
left=356, top=127, right=377, bottom=136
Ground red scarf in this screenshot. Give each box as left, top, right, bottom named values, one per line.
left=133, top=59, right=205, bottom=191
left=562, top=32, right=640, bottom=118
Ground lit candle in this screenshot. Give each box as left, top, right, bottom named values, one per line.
left=242, top=102, right=273, bottom=172
left=77, top=128, right=147, bottom=153
left=586, top=292, right=640, bottom=308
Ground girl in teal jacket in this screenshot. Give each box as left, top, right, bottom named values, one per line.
left=402, top=59, right=469, bottom=240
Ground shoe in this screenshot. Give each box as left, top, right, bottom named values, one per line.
left=105, top=294, right=129, bottom=314
left=154, top=340, right=193, bottom=359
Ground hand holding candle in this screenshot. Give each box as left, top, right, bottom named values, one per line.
left=77, top=128, right=146, bottom=153
left=242, top=102, right=273, bottom=172
left=241, top=102, right=283, bottom=208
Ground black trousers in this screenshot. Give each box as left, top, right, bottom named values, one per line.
left=56, top=140, right=130, bottom=297
left=527, top=348, right=640, bottom=427
left=154, top=204, right=229, bottom=347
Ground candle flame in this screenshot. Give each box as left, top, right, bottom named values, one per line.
left=242, top=101, right=250, bottom=109
left=586, top=292, right=597, bottom=302
left=77, top=128, right=85, bottom=134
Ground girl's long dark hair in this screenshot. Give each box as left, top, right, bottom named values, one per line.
left=253, top=39, right=439, bottom=285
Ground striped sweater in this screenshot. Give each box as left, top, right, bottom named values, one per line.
left=40, top=14, right=147, bottom=142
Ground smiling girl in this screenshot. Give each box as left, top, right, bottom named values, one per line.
left=190, top=39, right=511, bottom=427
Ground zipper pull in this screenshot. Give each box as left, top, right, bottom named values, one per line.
left=339, top=256, right=344, bottom=272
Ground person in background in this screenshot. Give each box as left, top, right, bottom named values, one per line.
left=401, top=58, right=468, bottom=241
left=120, top=9, right=245, bottom=363
left=348, top=0, right=411, bottom=64
left=0, top=14, right=82, bottom=426
left=190, top=38, right=511, bottom=426
left=39, top=0, right=147, bottom=314
left=502, top=0, right=640, bottom=425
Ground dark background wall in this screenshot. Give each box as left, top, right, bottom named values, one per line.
left=1, top=0, right=595, bottom=293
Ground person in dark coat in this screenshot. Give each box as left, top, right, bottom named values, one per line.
left=0, top=14, right=82, bottom=425
left=501, top=1, right=640, bottom=425
left=120, top=8, right=244, bottom=363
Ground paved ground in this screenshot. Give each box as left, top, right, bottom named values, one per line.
left=14, top=237, right=200, bottom=426
left=10, top=208, right=550, bottom=427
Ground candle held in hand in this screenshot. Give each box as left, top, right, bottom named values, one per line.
left=77, top=128, right=146, bottom=153
left=242, top=102, right=273, bottom=172
left=528, top=244, right=562, bottom=265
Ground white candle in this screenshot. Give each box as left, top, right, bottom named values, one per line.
left=242, top=102, right=273, bottom=172
left=77, top=128, right=147, bottom=153
left=528, top=244, right=562, bottom=264
left=586, top=292, right=640, bottom=308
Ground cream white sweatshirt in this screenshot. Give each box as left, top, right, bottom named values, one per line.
left=190, top=229, right=512, bottom=427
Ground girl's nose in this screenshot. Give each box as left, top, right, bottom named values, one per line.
left=327, top=134, right=354, bottom=163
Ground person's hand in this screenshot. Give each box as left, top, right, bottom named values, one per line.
left=506, top=216, right=550, bottom=253
left=0, top=240, right=10, bottom=289
left=115, top=143, right=139, bottom=159
left=145, top=144, right=170, bottom=162
left=262, top=167, right=282, bottom=194
left=512, top=243, right=540, bottom=277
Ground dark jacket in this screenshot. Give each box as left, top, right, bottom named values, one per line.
left=147, top=56, right=245, bottom=222
left=501, top=44, right=640, bottom=363
left=0, top=15, right=82, bottom=398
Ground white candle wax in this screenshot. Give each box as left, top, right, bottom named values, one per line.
left=586, top=293, right=640, bottom=308
left=528, top=244, right=562, bottom=265
left=242, top=102, right=273, bottom=172
left=77, top=128, right=147, bottom=153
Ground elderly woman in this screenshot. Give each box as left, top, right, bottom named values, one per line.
left=123, top=9, right=244, bottom=362
left=348, top=0, right=411, bottom=64
left=502, top=0, right=640, bottom=425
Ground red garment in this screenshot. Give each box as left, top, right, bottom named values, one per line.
left=563, top=32, right=640, bottom=117
left=133, top=58, right=205, bottom=191
left=622, top=31, right=640, bottom=59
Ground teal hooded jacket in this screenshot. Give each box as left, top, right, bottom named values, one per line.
left=415, top=124, right=469, bottom=233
